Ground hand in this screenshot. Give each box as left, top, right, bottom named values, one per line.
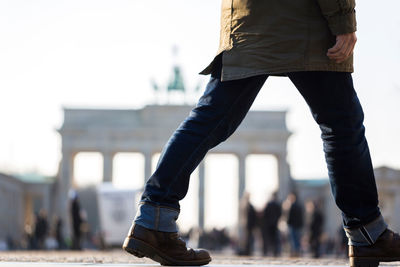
left=327, top=32, right=357, bottom=63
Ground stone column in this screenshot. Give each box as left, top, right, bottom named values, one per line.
left=198, top=161, right=205, bottom=230
left=237, top=153, right=247, bottom=249
left=58, top=149, right=75, bottom=237
left=102, top=151, right=114, bottom=183
left=42, top=187, right=51, bottom=217
left=276, top=152, right=291, bottom=201
left=143, top=150, right=153, bottom=185
left=238, top=153, right=247, bottom=201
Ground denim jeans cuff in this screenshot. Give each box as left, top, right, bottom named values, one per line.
left=133, top=202, right=179, bottom=232
left=344, top=215, right=388, bottom=246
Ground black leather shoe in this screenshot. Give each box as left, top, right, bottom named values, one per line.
left=123, top=224, right=211, bottom=266
left=349, top=229, right=400, bottom=267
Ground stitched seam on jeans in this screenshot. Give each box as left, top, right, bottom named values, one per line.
left=359, top=227, right=374, bottom=245
left=162, top=78, right=264, bottom=199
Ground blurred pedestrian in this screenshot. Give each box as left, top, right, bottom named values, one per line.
left=23, top=224, right=35, bottom=249
left=70, top=193, right=83, bottom=250
left=287, top=192, right=304, bottom=257
left=308, top=201, right=324, bottom=258
left=53, top=216, right=66, bottom=250
left=34, top=209, right=48, bottom=250
left=6, top=235, right=15, bottom=250
left=261, top=192, right=282, bottom=256
left=238, top=192, right=257, bottom=255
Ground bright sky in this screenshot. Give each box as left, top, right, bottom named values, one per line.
left=1, top=0, right=400, bottom=225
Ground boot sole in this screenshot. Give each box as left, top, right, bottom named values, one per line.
left=123, top=237, right=211, bottom=266
left=350, top=256, right=400, bottom=267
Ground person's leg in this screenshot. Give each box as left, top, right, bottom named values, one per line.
left=262, top=227, right=269, bottom=255
left=123, top=58, right=268, bottom=265
left=310, top=233, right=319, bottom=258
left=270, top=226, right=280, bottom=256
left=294, top=228, right=302, bottom=255
left=135, top=59, right=268, bottom=232
left=244, top=228, right=252, bottom=255
left=287, top=71, right=386, bottom=246
left=289, top=227, right=300, bottom=256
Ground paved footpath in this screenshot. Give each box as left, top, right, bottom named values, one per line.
left=0, top=251, right=398, bottom=266
left=0, top=263, right=346, bottom=267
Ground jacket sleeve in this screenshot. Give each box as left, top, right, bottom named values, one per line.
left=316, top=0, right=357, bottom=35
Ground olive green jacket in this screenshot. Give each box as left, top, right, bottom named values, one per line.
left=200, top=0, right=357, bottom=81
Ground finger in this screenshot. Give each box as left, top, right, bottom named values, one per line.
left=335, top=38, right=356, bottom=63
left=328, top=38, right=344, bottom=53
left=342, top=41, right=354, bottom=59
left=333, top=43, right=351, bottom=62
left=328, top=41, right=348, bottom=57
left=329, top=51, right=346, bottom=63
left=327, top=48, right=346, bottom=62
left=328, top=50, right=345, bottom=61
left=327, top=37, right=345, bottom=54
left=328, top=50, right=345, bottom=58
left=329, top=38, right=352, bottom=58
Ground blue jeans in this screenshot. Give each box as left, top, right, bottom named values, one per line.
left=289, top=227, right=302, bottom=254
left=134, top=58, right=387, bottom=246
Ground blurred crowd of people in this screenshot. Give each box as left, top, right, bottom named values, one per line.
left=237, top=191, right=348, bottom=258
left=2, top=194, right=103, bottom=251
left=2, top=191, right=348, bottom=258
left=179, top=191, right=348, bottom=259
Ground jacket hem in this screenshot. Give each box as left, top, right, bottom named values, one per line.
left=216, top=64, right=354, bottom=81
left=199, top=46, right=232, bottom=76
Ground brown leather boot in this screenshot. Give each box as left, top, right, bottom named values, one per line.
left=349, top=229, right=400, bottom=267
left=123, top=224, right=211, bottom=266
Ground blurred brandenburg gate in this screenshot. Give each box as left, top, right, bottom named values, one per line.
left=57, top=56, right=293, bottom=235
left=58, top=105, right=292, bottom=232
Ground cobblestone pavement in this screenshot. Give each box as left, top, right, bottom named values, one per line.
left=0, top=250, right=399, bottom=266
